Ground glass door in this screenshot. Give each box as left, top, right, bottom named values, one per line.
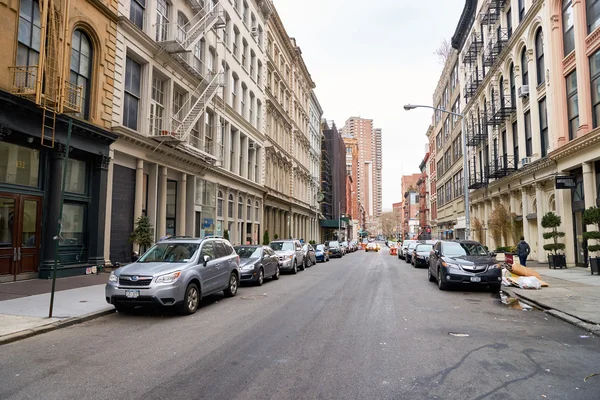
left=0, top=194, right=17, bottom=278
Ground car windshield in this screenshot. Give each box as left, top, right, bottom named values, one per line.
left=415, top=244, right=433, bottom=252
left=329, top=241, right=340, bottom=247
left=270, top=242, right=294, bottom=251
left=138, top=243, right=199, bottom=263
left=443, top=242, right=488, bottom=257
left=235, top=246, right=261, bottom=259
left=408, top=243, right=419, bottom=250
left=316, top=245, right=326, bottom=251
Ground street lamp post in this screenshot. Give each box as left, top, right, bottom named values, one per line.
left=403, top=104, right=470, bottom=240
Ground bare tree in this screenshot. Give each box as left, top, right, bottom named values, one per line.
left=434, top=39, right=452, bottom=65
left=380, top=211, right=401, bottom=238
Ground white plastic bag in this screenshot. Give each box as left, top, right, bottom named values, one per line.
left=516, top=276, right=542, bottom=290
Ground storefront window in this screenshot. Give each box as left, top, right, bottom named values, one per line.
left=0, top=143, right=40, bottom=187
left=65, top=159, right=87, bottom=194
left=61, top=203, right=85, bottom=245
left=166, top=180, right=177, bottom=235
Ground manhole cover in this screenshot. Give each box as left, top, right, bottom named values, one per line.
left=241, top=295, right=267, bottom=300
left=448, top=332, right=470, bottom=337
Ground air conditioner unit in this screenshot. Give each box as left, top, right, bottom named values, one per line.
left=251, top=27, right=259, bottom=37
left=521, top=156, right=531, bottom=167
left=518, top=85, right=529, bottom=98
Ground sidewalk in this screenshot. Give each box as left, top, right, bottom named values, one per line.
left=501, top=261, right=600, bottom=334
left=0, top=274, right=114, bottom=345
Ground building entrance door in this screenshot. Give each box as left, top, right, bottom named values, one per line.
left=0, top=193, right=42, bottom=281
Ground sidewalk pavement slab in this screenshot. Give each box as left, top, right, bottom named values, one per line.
left=0, top=284, right=114, bottom=345
left=0, top=273, right=110, bottom=301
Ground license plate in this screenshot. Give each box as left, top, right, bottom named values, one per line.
left=125, top=289, right=140, bottom=299
left=470, top=277, right=481, bottom=282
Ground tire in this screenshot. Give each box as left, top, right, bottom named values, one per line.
left=180, top=283, right=200, bottom=315
left=428, top=267, right=435, bottom=282
left=300, top=258, right=306, bottom=271
left=437, top=267, right=447, bottom=291
left=489, top=284, right=501, bottom=292
left=256, top=268, right=264, bottom=286
left=224, top=273, right=239, bottom=297
left=272, top=266, right=280, bottom=280
left=292, top=260, right=298, bottom=274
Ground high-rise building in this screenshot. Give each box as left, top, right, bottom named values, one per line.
left=341, top=117, right=382, bottom=221
left=320, top=120, right=347, bottom=241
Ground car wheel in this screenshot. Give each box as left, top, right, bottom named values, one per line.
left=428, top=267, right=435, bottom=282
left=437, top=267, right=447, bottom=291
left=256, top=268, right=264, bottom=286
left=301, top=258, right=306, bottom=271
left=272, top=266, right=280, bottom=280
left=224, top=273, right=239, bottom=297
left=180, top=283, right=200, bottom=315
left=292, top=260, right=298, bottom=274
left=489, top=284, right=501, bottom=292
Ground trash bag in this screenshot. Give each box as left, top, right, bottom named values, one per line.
left=516, top=276, right=542, bottom=290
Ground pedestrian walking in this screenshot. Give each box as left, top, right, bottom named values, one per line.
left=517, top=236, right=531, bottom=266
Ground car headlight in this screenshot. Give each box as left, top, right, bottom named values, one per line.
left=488, top=263, right=502, bottom=269
left=441, top=261, right=460, bottom=270
left=108, top=272, right=118, bottom=283
left=241, top=263, right=255, bottom=271
left=155, top=271, right=182, bottom=283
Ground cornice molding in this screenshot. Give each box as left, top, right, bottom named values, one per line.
left=549, top=127, right=600, bottom=161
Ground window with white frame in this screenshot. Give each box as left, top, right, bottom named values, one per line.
left=123, top=57, right=141, bottom=130
left=194, top=40, right=205, bottom=74
left=242, top=39, right=248, bottom=68
left=228, top=193, right=234, bottom=218
left=250, top=50, right=255, bottom=79
left=563, top=0, right=575, bottom=56
left=231, top=73, right=238, bottom=109
left=150, top=73, right=166, bottom=136
left=204, top=111, right=214, bottom=154
left=217, top=191, right=223, bottom=217
left=249, top=92, right=255, bottom=125
left=233, top=26, right=240, bottom=58
left=241, top=83, right=247, bottom=117
left=155, top=0, right=169, bottom=42
left=172, top=88, right=186, bottom=122
left=130, top=0, right=145, bottom=29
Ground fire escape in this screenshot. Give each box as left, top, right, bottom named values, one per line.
left=462, top=32, right=484, bottom=101
left=9, top=0, right=82, bottom=148
left=149, top=1, right=226, bottom=163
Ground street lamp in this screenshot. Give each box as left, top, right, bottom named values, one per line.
left=403, top=104, right=470, bottom=240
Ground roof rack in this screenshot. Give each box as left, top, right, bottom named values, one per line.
left=162, top=235, right=194, bottom=240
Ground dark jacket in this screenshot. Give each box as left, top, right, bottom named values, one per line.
left=517, top=240, right=531, bottom=257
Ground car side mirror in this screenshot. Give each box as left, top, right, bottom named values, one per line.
left=490, top=252, right=497, bottom=257
left=203, top=255, right=210, bottom=266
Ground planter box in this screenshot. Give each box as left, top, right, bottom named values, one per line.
left=591, top=257, right=600, bottom=275
left=548, top=254, right=567, bottom=269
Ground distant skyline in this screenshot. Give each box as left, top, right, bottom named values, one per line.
left=272, top=0, right=464, bottom=209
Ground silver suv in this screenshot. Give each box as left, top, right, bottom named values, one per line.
left=105, top=236, right=240, bottom=315
left=269, top=239, right=305, bottom=273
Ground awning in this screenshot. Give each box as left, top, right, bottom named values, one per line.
left=526, top=213, right=537, bottom=220
left=515, top=215, right=523, bottom=222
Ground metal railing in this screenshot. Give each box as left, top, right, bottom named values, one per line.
left=488, top=155, right=517, bottom=179
left=9, top=66, right=38, bottom=97
left=63, top=80, right=83, bottom=113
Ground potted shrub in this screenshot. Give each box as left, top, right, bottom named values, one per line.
left=582, top=206, right=600, bottom=275
left=223, top=229, right=229, bottom=241
left=541, top=211, right=567, bottom=269
left=129, top=215, right=154, bottom=260
left=263, top=230, right=270, bottom=245
left=274, top=233, right=279, bottom=240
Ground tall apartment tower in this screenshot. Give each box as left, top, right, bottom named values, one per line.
left=341, top=117, right=382, bottom=219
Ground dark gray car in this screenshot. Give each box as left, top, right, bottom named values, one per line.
left=106, top=237, right=240, bottom=315
left=235, top=245, right=280, bottom=285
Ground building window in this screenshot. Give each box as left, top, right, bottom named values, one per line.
left=242, top=39, right=248, bottom=68
left=512, top=120, right=519, bottom=162
left=563, top=0, right=575, bottom=56
left=60, top=203, right=86, bottom=246
left=506, top=7, right=512, bottom=38
left=249, top=92, right=255, bottom=125
left=231, top=73, right=238, bottom=109
left=566, top=70, right=579, bottom=140
left=217, top=191, right=223, bottom=218
left=238, top=196, right=243, bottom=219
left=539, top=98, right=548, bottom=157
left=228, top=194, right=234, bottom=218
left=524, top=111, right=532, bottom=157
left=65, top=159, right=87, bottom=194
left=233, top=26, right=240, bottom=58
left=247, top=199, right=252, bottom=220
left=0, top=143, right=40, bottom=187
left=255, top=201, right=260, bottom=222
left=150, top=73, right=166, bottom=136
left=510, top=63, right=516, bottom=105
left=130, top=0, right=145, bottom=29
left=155, top=0, right=169, bottom=42
left=518, top=0, right=525, bottom=21
left=256, top=100, right=262, bottom=130
left=193, top=40, right=204, bottom=75
left=123, top=57, right=141, bottom=130
left=204, top=111, right=213, bottom=154
left=535, top=29, right=545, bottom=86
left=70, top=30, right=92, bottom=119
left=588, top=0, right=600, bottom=33
left=590, top=50, right=600, bottom=128
left=521, top=47, right=528, bottom=86
left=17, top=0, right=41, bottom=81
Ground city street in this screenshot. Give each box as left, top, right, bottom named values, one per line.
left=1, top=246, right=599, bottom=400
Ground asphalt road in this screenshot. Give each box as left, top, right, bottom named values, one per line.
left=1, top=245, right=599, bottom=400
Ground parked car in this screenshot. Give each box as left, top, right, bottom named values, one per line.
left=365, top=242, right=378, bottom=252
left=400, top=240, right=417, bottom=260
left=341, top=241, right=349, bottom=255
left=405, top=241, right=420, bottom=264
left=105, top=236, right=240, bottom=315
left=315, top=244, right=330, bottom=262
left=412, top=243, right=433, bottom=267
left=235, top=245, right=280, bottom=286
left=269, top=239, right=306, bottom=273
left=302, top=244, right=317, bottom=267
left=428, top=240, right=502, bottom=291
left=328, top=240, right=343, bottom=258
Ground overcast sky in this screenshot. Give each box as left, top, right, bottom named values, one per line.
left=273, top=0, right=465, bottom=211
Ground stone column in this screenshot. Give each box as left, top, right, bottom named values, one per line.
left=133, top=159, right=144, bottom=252
left=522, top=187, right=531, bottom=256
left=583, top=162, right=596, bottom=209
left=549, top=13, right=569, bottom=147
left=535, top=183, right=546, bottom=262
left=104, top=148, right=115, bottom=265
left=147, top=163, right=159, bottom=241
left=573, top=0, right=593, bottom=136
left=88, top=154, right=111, bottom=267
left=41, top=145, right=67, bottom=272
left=177, top=173, right=187, bottom=236
left=157, top=166, right=167, bottom=237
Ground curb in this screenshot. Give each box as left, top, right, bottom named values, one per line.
left=501, top=287, right=600, bottom=335
left=0, top=308, right=116, bottom=346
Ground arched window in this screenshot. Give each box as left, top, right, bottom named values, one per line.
left=247, top=199, right=252, bottom=220
left=238, top=196, right=243, bottom=218
left=255, top=201, right=260, bottom=222
left=563, top=0, right=575, bottom=56
left=509, top=63, right=516, bottom=105
left=217, top=191, right=223, bottom=217
left=70, top=30, right=93, bottom=119
left=521, top=47, right=528, bottom=86
left=228, top=193, right=234, bottom=218
left=499, top=76, right=505, bottom=107
left=535, top=29, right=545, bottom=85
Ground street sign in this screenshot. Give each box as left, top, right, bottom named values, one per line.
left=555, top=176, right=576, bottom=189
